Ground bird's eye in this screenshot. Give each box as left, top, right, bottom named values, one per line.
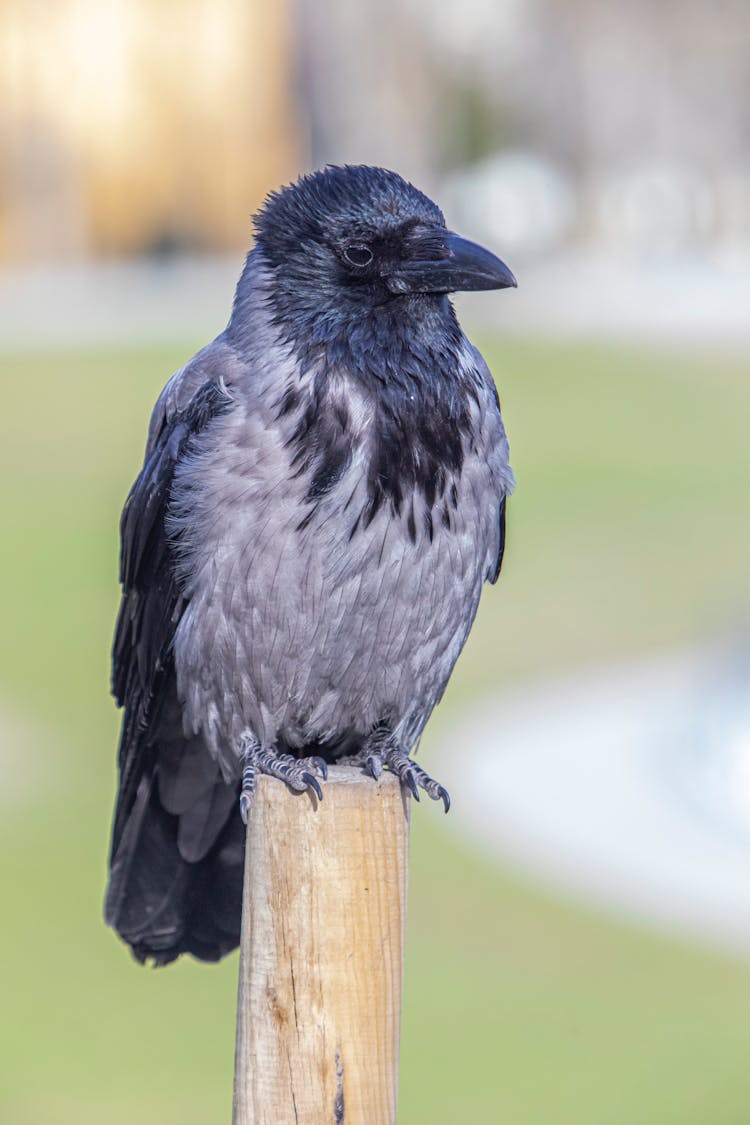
left=343, top=244, right=373, bottom=267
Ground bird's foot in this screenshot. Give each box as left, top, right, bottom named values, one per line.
left=364, top=734, right=450, bottom=812
left=239, top=735, right=328, bottom=823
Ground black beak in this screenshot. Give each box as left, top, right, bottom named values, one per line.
left=386, top=230, right=517, bottom=296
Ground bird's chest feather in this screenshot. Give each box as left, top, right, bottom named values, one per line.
left=169, top=366, right=499, bottom=762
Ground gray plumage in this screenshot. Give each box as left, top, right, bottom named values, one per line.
left=106, top=165, right=516, bottom=964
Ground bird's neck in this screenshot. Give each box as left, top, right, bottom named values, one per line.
left=229, top=248, right=465, bottom=389
left=227, top=250, right=478, bottom=527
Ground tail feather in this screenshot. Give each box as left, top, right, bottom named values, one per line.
left=105, top=768, right=243, bottom=965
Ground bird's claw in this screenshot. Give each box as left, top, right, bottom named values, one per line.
left=403, top=768, right=420, bottom=801
left=310, top=756, right=329, bottom=781
left=299, top=771, right=323, bottom=801
left=366, top=735, right=451, bottom=812
left=239, top=790, right=253, bottom=825
left=238, top=737, right=328, bottom=816
left=365, top=753, right=383, bottom=780
left=437, top=785, right=451, bottom=813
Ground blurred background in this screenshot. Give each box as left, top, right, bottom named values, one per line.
left=1, top=1, right=749, bottom=1122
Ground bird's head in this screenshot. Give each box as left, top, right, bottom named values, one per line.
left=249, top=165, right=515, bottom=346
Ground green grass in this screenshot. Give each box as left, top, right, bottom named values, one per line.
left=1, top=338, right=749, bottom=1124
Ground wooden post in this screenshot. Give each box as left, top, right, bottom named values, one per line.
left=232, top=766, right=410, bottom=1125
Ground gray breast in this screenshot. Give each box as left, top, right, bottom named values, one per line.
left=168, top=351, right=507, bottom=781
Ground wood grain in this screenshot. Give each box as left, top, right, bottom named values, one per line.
left=232, top=767, right=410, bottom=1125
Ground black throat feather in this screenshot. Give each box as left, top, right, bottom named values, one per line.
left=269, top=290, right=475, bottom=540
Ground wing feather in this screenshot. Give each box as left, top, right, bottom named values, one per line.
left=467, top=343, right=513, bottom=586
left=110, top=378, right=232, bottom=854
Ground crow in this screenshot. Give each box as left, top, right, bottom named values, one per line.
left=105, top=165, right=516, bottom=964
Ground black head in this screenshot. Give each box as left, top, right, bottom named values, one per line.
left=251, top=165, right=515, bottom=341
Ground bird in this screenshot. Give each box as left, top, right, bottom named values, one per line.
left=105, top=164, right=516, bottom=965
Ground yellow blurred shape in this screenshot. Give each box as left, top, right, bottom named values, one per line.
left=0, top=0, right=301, bottom=261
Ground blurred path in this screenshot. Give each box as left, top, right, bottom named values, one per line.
left=432, top=646, right=750, bottom=956
left=1, top=252, right=749, bottom=350
left=0, top=256, right=239, bottom=350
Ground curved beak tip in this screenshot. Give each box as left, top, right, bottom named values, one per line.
left=446, top=231, right=517, bottom=293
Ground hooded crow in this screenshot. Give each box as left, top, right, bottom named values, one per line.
left=106, top=165, right=516, bottom=964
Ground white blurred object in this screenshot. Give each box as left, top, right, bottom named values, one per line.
left=685, top=645, right=750, bottom=844
left=408, top=0, right=523, bottom=58
left=442, top=152, right=576, bottom=256
left=433, top=645, right=750, bottom=955
left=712, top=169, right=750, bottom=271
left=594, top=161, right=716, bottom=257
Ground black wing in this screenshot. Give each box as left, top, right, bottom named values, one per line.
left=110, top=378, right=231, bottom=850
left=106, top=377, right=243, bottom=965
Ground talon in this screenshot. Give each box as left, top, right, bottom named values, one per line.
left=404, top=770, right=420, bottom=801
left=367, top=733, right=448, bottom=811
left=238, top=735, right=329, bottom=802
left=366, top=754, right=383, bottom=780
left=301, top=772, right=323, bottom=801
